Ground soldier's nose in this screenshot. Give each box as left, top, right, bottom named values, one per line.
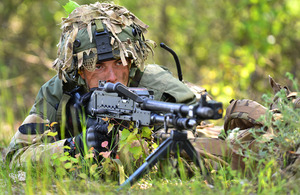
left=106, top=69, right=117, bottom=83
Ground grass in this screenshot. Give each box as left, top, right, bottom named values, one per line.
left=0, top=72, right=300, bottom=194
left=1, top=159, right=296, bottom=194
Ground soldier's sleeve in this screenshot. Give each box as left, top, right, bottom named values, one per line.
left=5, top=75, right=66, bottom=168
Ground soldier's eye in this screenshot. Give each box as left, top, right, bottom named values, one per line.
left=95, top=64, right=104, bottom=70
left=116, top=60, right=123, bottom=66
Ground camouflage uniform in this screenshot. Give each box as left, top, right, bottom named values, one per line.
left=5, top=2, right=197, bottom=168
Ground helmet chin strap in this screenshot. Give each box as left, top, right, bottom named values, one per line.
left=127, top=61, right=140, bottom=87
left=72, top=66, right=90, bottom=91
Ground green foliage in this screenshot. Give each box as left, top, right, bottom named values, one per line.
left=261, top=92, right=300, bottom=152
left=116, top=0, right=300, bottom=107
left=286, top=72, right=299, bottom=92
left=63, top=0, right=80, bottom=15
left=119, top=124, right=155, bottom=173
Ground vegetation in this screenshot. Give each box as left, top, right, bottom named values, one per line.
left=1, top=93, right=299, bottom=194
left=1, top=0, right=300, bottom=194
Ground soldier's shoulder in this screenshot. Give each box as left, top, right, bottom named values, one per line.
left=40, top=75, right=62, bottom=89
left=139, top=64, right=196, bottom=104
left=34, top=74, right=63, bottom=108
left=39, top=75, right=62, bottom=96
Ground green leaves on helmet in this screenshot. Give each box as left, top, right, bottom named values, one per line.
left=63, top=0, right=80, bottom=15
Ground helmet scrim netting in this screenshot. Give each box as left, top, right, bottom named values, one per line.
left=52, top=2, right=156, bottom=82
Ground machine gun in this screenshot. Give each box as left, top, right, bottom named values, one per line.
left=88, top=81, right=222, bottom=128
left=87, top=81, right=223, bottom=188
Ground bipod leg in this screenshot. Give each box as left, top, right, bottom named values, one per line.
left=170, top=131, right=204, bottom=174
left=162, top=131, right=207, bottom=181
left=118, top=130, right=203, bottom=190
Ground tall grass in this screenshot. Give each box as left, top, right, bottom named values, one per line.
left=0, top=66, right=14, bottom=146
left=0, top=72, right=299, bottom=194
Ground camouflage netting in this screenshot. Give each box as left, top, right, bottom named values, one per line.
left=52, top=2, right=156, bottom=82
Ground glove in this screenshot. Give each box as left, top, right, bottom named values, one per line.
left=85, top=117, right=110, bottom=153
left=66, top=117, right=113, bottom=159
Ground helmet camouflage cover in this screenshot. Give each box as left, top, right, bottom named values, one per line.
left=52, top=2, right=156, bottom=82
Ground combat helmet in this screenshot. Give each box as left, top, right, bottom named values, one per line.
left=52, top=2, right=156, bottom=86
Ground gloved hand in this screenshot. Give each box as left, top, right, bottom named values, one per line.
left=85, top=117, right=110, bottom=153
left=66, top=117, right=113, bottom=158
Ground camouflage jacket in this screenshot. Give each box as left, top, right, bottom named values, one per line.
left=5, top=64, right=196, bottom=167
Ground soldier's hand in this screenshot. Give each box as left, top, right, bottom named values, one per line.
left=73, top=117, right=111, bottom=156
left=86, top=117, right=109, bottom=153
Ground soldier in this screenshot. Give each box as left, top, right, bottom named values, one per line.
left=5, top=2, right=197, bottom=168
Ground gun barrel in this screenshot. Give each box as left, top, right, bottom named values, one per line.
left=151, top=114, right=196, bottom=129
left=142, top=99, right=214, bottom=119
left=195, top=107, right=214, bottom=119
left=142, top=99, right=190, bottom=114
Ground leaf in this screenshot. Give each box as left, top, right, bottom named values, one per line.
left=100, top=151, right=112, bottom=158
left=84, top=153, right=94, bottom=159
left=79, top=173, right=88, bottom=179
left=70, top=157, right=79, bottom=163
left=119, top=126, right=141, bottom=152
left=129, top=146, right=142, bottom=154
left=50, top=122, right=58, bottom=127
left=112, top=159, right=125, bottom=184
left=152, top=142, right=158, bottom=150
left=63, top=0, right=80, bottom=15
left=59, top=156, right=69, bottom=162
left=102, top=117, right=109, bottom=121
left=129, top=146, right=142, bottom=159
left=47, top=131, right=58, bottom=137
left=64, top=162, right=72, bottom=169
left=120, top=129, right=130, bottom=140
left=63, top=145, right=71, bottom=150
left=107, top=123, right=114, bottom=133
left=90, top=164, right=98, bottom=175
left=141, top=126, right=152, bottom=139
left=88, top=147, right=95, bottom=152
left=54, top=159, right=61, bottom=166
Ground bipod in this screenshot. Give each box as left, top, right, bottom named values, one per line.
left=118, top=130, right=204, bottom=190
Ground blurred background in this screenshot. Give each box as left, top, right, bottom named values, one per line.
left=1, top=0, right=300, bottom=145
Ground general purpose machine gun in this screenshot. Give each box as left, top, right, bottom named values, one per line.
left=88, top=81, right=222, bottom=129
left=87, top=81, right=223, bottom=188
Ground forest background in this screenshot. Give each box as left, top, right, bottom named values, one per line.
left=1, top=0, right=300, bottom=145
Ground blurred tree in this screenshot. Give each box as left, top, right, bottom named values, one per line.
left=119, top=0, right=300, bottom=106
left=1, top=0, right=300, bottom=123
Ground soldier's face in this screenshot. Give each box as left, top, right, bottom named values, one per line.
left=80, top=59, right=130, bottom=89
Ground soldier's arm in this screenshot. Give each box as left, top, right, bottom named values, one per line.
left=5, top=75, right=66, bottom=168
